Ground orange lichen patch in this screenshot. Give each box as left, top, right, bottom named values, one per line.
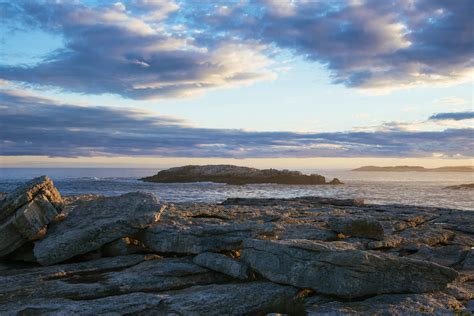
left=53, top=213, right=67, bottom=222
left=297, top=288, right=314, bottom=298
left=30, top=226, right=48, bottom=240
left=231, top=250, right=241, bottom=259
left=41, top=271, right=68, bottom=281
left=337, top=233, right=349, bottom=240
left=144, top=254, right=162, bottom=261
left=223, top=249, right=241, bottom=259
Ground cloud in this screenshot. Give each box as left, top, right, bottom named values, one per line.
left=0, top=1, right=275, bottom=99
left=433, top=97, right=468, bottom=107
left=1, top=0, right=472, bottom=98
left=1, top=89, right=472, bottom=158
left=194, top=0, right=474, bottom=92
left=429, top=111, right=474, bottom=121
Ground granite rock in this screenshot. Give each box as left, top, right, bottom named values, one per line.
left=0, top=176, right=63, bottom=257
left=34, top=192, right=165, bottom=265
left=242, top=239, right=458, bottom=298
left=193, top=252, right=251, bottom=280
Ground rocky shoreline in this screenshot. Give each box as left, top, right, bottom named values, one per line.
left=141, top=164, right=343, bottom=185
left=0, top=176, right=473, bottom=315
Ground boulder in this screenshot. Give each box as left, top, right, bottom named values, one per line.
left=328, top=178, right=344, bottom=185
left=193, top=252, right=250, bottom=280
left=141, top=164, right=332, bottom=185
left=0, top=176, right=62, bottom=222
left=328, top=217, right=385, bottom=240
left=0, top=176, right=63, bottom=257
left=241, top=239, right=458, bottom=298
left=34, top=192, right=165, bottom=265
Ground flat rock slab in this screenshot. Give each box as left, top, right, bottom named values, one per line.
left=0, top=255, right=147, bottom=302
left=241, top=239, right=458, bottom=298
left=0, top=176, right=63, bottom=257
left=408, top=245, right=471, bottom=267
left=193, top=252, right=250, bottom=280
left=0, top=281, right=299, bottom=315
left=306, top=292, right=465, bottom=315
left=463, top=249, right=474, bottom=271
left=328, top=217, right=385, bottom=240
left=0, top=292, right=164, bottom=316
left=0, top=255, right=227, bottom=303
left=34, top=192, right=165, bottom=265
left=143, top=221, right=273, bottom=254
left=222, top=196, right=364, bottom=207
left=161, top=281, right=299, bottom=315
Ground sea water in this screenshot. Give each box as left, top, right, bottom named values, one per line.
left=0, top=168, right=473, bottom=210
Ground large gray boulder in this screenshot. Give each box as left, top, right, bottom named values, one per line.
left=241, top=239, right=458, bottom=298
left=0, top=176, right=63, bottom=257
left=34, top=192, right=165, bottom=265
left=0, top=176, right=62, bottom=222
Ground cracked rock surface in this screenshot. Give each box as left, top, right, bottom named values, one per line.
left=34, top=192, right=165, bottom=265
left=1, top=178, right=473, bottom=315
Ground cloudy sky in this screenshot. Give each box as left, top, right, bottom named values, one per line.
left=0, top=0, right=472, bottom=168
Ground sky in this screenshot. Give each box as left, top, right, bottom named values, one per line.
left=0, top=0, right=473, bottom=169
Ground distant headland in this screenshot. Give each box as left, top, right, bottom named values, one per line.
left=352, top=165, right=474, bottom=172
left=141, top=164, right=343, bottom=185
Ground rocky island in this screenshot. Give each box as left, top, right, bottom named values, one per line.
left=0, top=176, right=473, bottom=315
left=141, top=164, right=343, bottom=185
left=353, top=165, right=474, bottom=172
left=445, top=183, right=474, bottom=190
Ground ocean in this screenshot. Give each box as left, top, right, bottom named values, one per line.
left=0, top=168, right=473, bottom=210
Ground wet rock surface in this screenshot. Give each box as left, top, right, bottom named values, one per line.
left=1, top=177, right=473, bottom=315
